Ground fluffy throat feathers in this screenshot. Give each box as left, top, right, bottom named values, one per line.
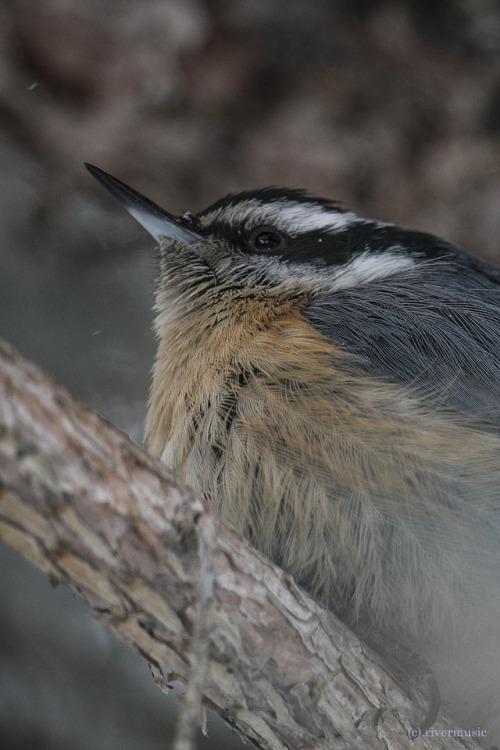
left=146, top=284, right=322, bottom=459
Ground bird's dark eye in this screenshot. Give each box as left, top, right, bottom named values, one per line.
left=248, top=226, right=286, bottom=253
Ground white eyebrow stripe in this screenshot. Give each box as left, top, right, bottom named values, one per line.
left=329, top=250, right=416, bottom=291
left=199, top=198, right=365, bottom=234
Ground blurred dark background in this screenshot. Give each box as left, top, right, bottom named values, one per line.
left=1, top=1, right=500, bottom=748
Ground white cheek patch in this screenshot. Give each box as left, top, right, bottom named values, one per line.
left=200, top=198, right=364, bottom=235
left=243, top=248, right=416, bottom=293
left=329, top=250, right=416, bottom=291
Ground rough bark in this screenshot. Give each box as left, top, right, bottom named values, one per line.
left=0, top=339, right=481, bottom=750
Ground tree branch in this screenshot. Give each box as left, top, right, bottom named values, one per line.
left=0, top=339, right=479, bottom=750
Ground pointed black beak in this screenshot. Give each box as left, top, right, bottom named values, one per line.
left=84, top=163, right=202, bottom=245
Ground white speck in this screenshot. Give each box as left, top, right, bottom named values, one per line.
left=92, top=331, right=101, bottom=336
left=28, top=82, right=39, bottom=91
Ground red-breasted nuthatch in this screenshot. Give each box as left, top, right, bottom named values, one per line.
left=86, top=163, right=500, bottom=743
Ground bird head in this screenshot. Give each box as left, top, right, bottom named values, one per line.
left=84, top=163, right=430, bottom=306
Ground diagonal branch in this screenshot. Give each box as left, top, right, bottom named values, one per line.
left=0, top=339, right=479, bottom=750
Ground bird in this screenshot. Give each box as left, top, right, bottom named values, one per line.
left=85, top=163, right=500, bottom=744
